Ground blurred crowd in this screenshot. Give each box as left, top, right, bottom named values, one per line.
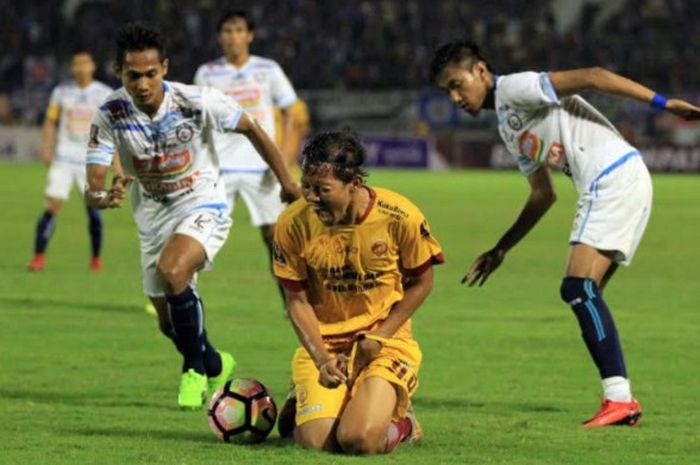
left=1, top=0, right=699, bottom=128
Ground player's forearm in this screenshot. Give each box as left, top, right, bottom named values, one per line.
left=85, top=163, right=109, bottom=208
left=496, top=187, right=555, bottom=254
left=287, top=296, right=332, bottom=367
left=374, top=269, right=434, bottom=339
left=40, top=120, right=56, bottom=161
left=550, top=67, right=655, bottom=104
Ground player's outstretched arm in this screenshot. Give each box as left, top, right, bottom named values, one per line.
left=85, top=163, right=132, bottom=209
left=236, top=113, right=301, bottom=202
left=284, top=287, right=348, bottom=388
left=549, top=67, right=700, bottom=120
left=463, top=166, right=556, bottom=286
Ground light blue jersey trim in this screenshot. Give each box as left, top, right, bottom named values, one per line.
left=588, top=150, right=640, bottom=197
left=539, top=73, right=560, bottom=104
left=86, top=155, right=113, bottom=166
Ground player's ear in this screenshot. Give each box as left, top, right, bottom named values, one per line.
left=112, top=62, right=121, bottom=78
left=161, top=58, right=169, bottom=77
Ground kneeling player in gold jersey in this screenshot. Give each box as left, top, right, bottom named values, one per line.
left=273, top=130, right=444, bottom=454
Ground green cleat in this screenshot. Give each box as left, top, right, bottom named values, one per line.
left=178, top=369, right=207, bottom=410
left=208, top=351, right=236, bottom=396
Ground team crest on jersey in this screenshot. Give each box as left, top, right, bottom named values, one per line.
left=273, top=241, right=287, bottom=266
left=175, top=124, right=194, bottom=143
left=371, top=241, right=388, bottom=257
left=507, top=113, right=523, bottom=130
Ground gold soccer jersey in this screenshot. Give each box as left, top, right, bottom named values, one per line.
left=273, top=186, right=444, bottom=337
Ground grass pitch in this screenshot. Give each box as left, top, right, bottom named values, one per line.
left=1, top=164, right=698, bottom=465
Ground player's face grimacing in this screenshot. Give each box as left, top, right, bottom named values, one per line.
left=218, top=18, right=254, bottom=60
left=436, top=61, right=491, bottom=116
left=301, top=165, right=357, bottom=226
left=119, top=49, right=169, bottom=115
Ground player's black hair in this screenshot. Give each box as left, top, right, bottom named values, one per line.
left=429, top=40, right=492, bottom=83
left=115, top=22, right=167, bottom=69
left=301, top=129, right=368, bottom=183
left=217, top=10, right=255, bottom=33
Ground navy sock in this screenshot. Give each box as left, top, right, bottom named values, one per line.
left=560, top=277, right=627, bottom=378
left=34, top=210, right=56, bottom=254
left=86, top=206, right=103, bottom=258
left=202, top=330, right=222, bottom=377
left=167, top=287, right=206, bottom=374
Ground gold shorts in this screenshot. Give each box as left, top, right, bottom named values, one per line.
left=291, top=335, right=421, bottom=426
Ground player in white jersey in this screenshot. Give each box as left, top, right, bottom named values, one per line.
left=430, top=41, right=700, bottom=427
left=85, top=23, right=300, bottom=409
left=194, top=10, right=298, bottom=308
left=28, top=51, right=112, bottom=272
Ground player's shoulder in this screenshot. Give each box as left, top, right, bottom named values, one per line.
left=249, top=55, right=281, bottom=70
left=277, top=198, right=311, bottom=226
left=196, top=57, right=228, bottom=74
left=91, top=81, right=113, bottom=95
left=96, top=87, right=132, bottom=119
left=497, top=71, right=541, bottom=90
left=52, top=80, right=77, bottom=96
left=372, top=187, right=424, bottom=222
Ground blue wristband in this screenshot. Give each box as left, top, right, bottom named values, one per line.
left=650, top=93, right=667, bottom=110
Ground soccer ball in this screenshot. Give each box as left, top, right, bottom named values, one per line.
left=207, top=378, right=278, bottom=443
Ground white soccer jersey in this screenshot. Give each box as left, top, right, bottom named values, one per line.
left=194, top=55, right=297, bottom=171
left=48, top=80, right=112, bottom=164
left=86, top=81, right=243, bottom=227
left=494, top=72, right=640, bottom=194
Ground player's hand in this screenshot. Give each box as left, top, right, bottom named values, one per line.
left=348, top=337, right=383, bottom=387
left=280, top=181, right=301, bottom=204
left=318, top=355, right=348, bottom=389
left=462, top=247, right=505, bottom=287
left=665, top=99, right=700, bottom=120
left=106, top=175, right=134, bottom=208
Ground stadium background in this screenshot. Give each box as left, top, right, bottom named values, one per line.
left=1, top=1, right=699, bottom=465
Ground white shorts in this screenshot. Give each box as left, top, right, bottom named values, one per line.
left=221, top=170, right=285, bottom=226
left=139, top=209, right=232, bottom=296
left=45, top=160, right=85, bottom=200
left=570, top=155, right=653, bottom=266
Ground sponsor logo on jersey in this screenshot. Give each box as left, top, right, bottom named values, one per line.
left=88, top=124, right=100, bottom=148
left=132, top=149, right=192, bottom=179
left=546, top=141, right=565, bottom=165
left=228, top=87, right=262, bottom=108
left=420, top=220, right=431, bottom=238
left=101, top=99, right=131, bottom=121
left=139, top=170, right=200, bottom=195
left=518, top=131, right=543, bottom=162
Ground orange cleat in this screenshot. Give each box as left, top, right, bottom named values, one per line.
left=582, top=398, right=642, bottom=428
left=90, top=257, right=102, bottom=272
left=27, top=254, right=46, bottom=272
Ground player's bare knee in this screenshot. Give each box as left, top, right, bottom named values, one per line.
left=155, top=261, right=193, bottom=294
left=294, top=428, right=330, bottom=451
left=336, top=423, right=384, bottom=455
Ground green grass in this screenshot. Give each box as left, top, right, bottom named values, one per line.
left=1, top=163, right=699, bottom=464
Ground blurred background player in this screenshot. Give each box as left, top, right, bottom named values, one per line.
left=194, top=10, right=299, bottom=308
left=28, top=51, right=112, bottom=272
left=430, top=41, right=700, bottom=427
left=273, top=130, right=444, bottom=454
left=274, top=99, right=311, bottom=179
left=85, top=22, right=299, bottom=409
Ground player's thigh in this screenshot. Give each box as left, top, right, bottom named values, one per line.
left=336, top=376, right=397, bottom=447
left=294, top=418, right=338, bottom=451
left=565, top=243, right=614, bottom=284
left=44, top=162, right=73, bottom=203
left=291, top=347, right=347, bottom=428
left=157, top=234, right=207, bottom=280
left=238, top=173, right=284, bottom=227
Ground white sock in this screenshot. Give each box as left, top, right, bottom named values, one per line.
left=601, top=376, right=632, bottom=402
